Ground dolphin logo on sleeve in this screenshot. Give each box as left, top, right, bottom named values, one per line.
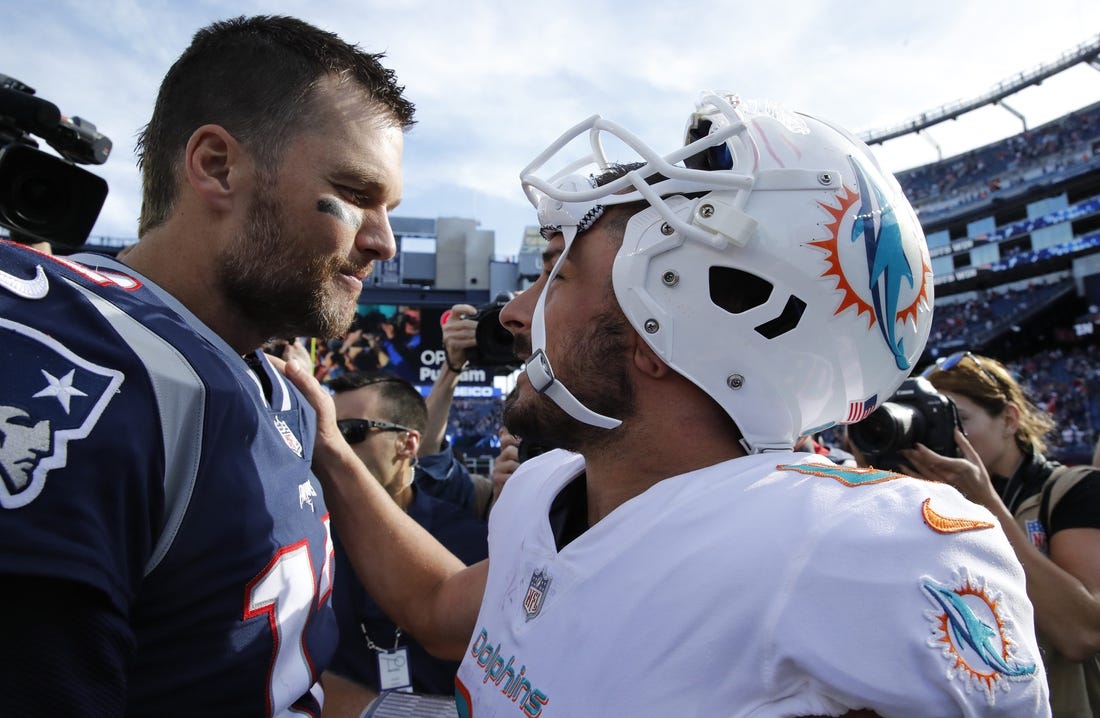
left=921, top=573, right=1038, bottom=702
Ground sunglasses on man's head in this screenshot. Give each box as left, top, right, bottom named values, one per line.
left=336, top=418, right=413, bottom=445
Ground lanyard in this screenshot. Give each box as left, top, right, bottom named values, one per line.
left=361, top=622, right=402, bottom=653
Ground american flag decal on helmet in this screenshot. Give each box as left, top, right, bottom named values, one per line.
left=846, top=395, right=878, bottom=423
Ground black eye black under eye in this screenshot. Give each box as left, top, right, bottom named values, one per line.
left=316, top=197, right=359, bottom=228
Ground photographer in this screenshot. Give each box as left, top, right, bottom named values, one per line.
left=321, top=372, right=488, bottom=712
left=903, top=352, right=1100, bottom=717
left=417, top=303, right=498, bottom=519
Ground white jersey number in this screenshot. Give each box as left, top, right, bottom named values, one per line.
left=245, top=517, right=335, bottom=716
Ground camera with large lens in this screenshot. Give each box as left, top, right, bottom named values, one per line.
left=847, top=376, right=962, bottom=472
left=465, top=292, right=520, bottom=369
left=0, top=73, right=112, bottom=249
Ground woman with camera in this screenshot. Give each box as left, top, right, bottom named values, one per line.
left=902, top=351, right=1100, bottom=717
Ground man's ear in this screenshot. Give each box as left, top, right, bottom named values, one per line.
left=631, top=336, right=671, bottom=379
left=184, top=124, right=248, bottom=212
left=397, top=429, right=421, bottom=459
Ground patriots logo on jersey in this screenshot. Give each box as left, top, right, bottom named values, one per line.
left=0, top=319, right=124, bottom=509
left=298, top=480, right=317, bottom=511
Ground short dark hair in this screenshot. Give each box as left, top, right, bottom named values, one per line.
left=326, top=371, right=427, bottom=433
left=136, top=14, right=416, bottom=235
left=591, top=163, right=654, bottom=241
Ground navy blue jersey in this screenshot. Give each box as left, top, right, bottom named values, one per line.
left=0, top=242, right=337, bottom=716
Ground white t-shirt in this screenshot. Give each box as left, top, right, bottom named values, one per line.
left=455, top=450, right=1049, bottom=717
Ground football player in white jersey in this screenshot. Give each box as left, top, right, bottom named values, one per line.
left=288, top=92, right=1051, bottom=716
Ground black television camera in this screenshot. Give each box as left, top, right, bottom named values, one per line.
left=465, top=292, right=520, bottom=369
left=0, top=73, right=112, bottom=248
left=847, top=376, right=962, bottom=472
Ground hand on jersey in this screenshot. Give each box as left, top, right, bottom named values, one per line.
left=901, top=429, right=1000, bottom=507
left=282, top=358, right=358, bottom=485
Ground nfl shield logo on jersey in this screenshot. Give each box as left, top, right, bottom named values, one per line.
left=273, top=416, right=304, bottom=458
left=523, top=569, right=552, bottom=621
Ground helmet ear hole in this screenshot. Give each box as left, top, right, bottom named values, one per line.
left=754, top=295, right=807, bottom=339
left=709, top=266, right=772, bottom=314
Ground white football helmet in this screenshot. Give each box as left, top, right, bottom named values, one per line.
left=519, top=91, right=933, bottom=453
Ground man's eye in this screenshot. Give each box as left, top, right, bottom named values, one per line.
left=342, top=187, right=371, bottom=205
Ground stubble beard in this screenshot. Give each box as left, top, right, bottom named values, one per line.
left=503, top=308, right=635, bottom=453
left=217, top=188, right=362, bottom=344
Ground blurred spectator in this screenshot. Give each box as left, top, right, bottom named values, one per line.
left=793, top=432, right=857, bottom=467
left=1006, top=345, right=1100, bottom=462
left=322, top=371, right=488, bottom=714
left=418, top=304, right=494, bottom=518
left=263, top=337, right=314, bottom=374
left=305, top=302, right=513, bottom=499
left=492, top=428, right=522, bottom=504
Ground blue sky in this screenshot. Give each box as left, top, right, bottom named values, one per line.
left=2, top=0, right=1099, bottom=257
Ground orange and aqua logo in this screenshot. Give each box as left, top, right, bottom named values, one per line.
left=808, top=155, right=932, bottom=371
left=922, top=570, right=1036, bottom=702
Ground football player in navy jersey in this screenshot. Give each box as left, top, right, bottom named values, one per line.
left=0, top=15, right=413, bottom=716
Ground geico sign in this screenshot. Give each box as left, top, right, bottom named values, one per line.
left=453, top=386, right=496, bottom=398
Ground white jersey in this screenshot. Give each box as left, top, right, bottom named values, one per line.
left=455, top=450, right=1049, bottom=717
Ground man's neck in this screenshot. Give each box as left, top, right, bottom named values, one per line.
left=120, top=234, right=265, bottom=355
left=387, top=469, right=415, bottom=511
left=573, top=371, right=747, bottom=525
left=581, top=433, right=744, bottom=526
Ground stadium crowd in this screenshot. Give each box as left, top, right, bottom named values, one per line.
left=928, top=280, right=1070, bottom=346
left=1012, top=345, right=1100, bottom=460
left=896, top=101, right=1100, bottom=216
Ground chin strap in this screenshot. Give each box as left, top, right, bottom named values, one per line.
left=524, top=224, right=622, bottom=430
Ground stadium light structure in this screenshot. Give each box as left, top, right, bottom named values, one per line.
left=860, top=33, right=1100, bottom=145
